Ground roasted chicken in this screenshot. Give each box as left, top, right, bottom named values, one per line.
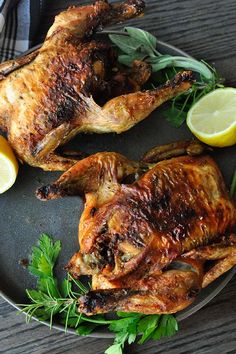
left=37, top=141, right=236, bottom=315
left=0, top=0, right=193, bottom=171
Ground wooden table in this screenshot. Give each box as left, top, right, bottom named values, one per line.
left=1, top=1, right=236, bottom=353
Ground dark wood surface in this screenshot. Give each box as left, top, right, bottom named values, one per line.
left=1, top=0, right=236, bottom=353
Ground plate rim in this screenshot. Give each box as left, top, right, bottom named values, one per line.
left=0, top=35, right=235, bottom=339
left=1, top=267, right=236, bottom=338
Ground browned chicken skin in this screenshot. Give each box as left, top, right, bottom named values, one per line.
left=36, top=141, right=236, bottom=315
left=0, top=0, right=193, bottom=171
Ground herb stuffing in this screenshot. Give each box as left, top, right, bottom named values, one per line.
left=108, top=27, right=224, bottom=127
left=19, top=234, right=178, bottom=354
left=230, top=169, right=236, bottom=197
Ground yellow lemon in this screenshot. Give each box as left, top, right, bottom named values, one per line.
left=187, top=88, right=236, bottom=147
left=0, top=135, right=18, bottom=193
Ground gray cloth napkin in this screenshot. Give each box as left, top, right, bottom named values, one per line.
left=0, top=0, right=45, bottom=62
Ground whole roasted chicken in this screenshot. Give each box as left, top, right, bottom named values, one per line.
left=37, top=141, right=236, bottom=315
left=0, top=0, right=193, bottom=171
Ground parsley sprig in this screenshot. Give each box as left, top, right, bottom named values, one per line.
left=108, top=27, right=224, bottom=127
left=19, top=234, right=178, bottom=353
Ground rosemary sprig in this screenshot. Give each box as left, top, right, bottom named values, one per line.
left=109, top=27, right=224, bottom=127
left=19, top=234, right=178, bottom=354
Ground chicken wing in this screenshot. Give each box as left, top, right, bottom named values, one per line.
left=183, top=234, right=236, bottom=288
left=0, top=0, right=193, bottom=171
left=37, top=142, right=236, bottom=315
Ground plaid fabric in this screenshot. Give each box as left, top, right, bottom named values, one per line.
left=0, top=0, right=45, bottom=62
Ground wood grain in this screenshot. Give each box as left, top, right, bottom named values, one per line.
left=1, top=0, right=236, bottom=353
left=1, top=278, right=236, bottom=354
left=35, top=0, right=236, bottom=84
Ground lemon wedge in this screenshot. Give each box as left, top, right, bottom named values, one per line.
left=187, top=88, right=236, bottom=147
left=0, top=135, right=18, bottom=193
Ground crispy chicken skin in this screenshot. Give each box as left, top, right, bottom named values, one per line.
left=37, top=141, right=236, bottom=315
left=80, top=258, right=204, bottom=314
left=0, top=0, right=193, bottom=171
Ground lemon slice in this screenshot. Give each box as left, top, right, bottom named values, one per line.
left=187, top=88, right=236, bottom=147
left=0, top=135, right=18, bottom=193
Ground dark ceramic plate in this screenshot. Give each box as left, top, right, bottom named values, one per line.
left=0, top=35, right=235, bottom=338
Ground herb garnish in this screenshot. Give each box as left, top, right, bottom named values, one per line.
left=109, top=27, right=224, bottom=127
left=19, top=234, right=178, bottom=354
left=230, top=169, right=236, bottom=197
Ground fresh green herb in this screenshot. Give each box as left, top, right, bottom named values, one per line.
left=19, top=234, right=109, bottom=330
left=164, top=64, right=223, bottom=127
left=105, top=312, right=178, bottom=354
left=19, top=234, right=178, bottom=354
left=230, top=169, right=236, bottom=197
left=109, top=27, right=224, bottom=127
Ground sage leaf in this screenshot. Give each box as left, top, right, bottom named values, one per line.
left=125, top=26, right=157, bottom=51
left=109, top=34, right=142, bottom=54
left=150, top=56, right=213, bottom=81
left=118, top=53, right=146, bottom=66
